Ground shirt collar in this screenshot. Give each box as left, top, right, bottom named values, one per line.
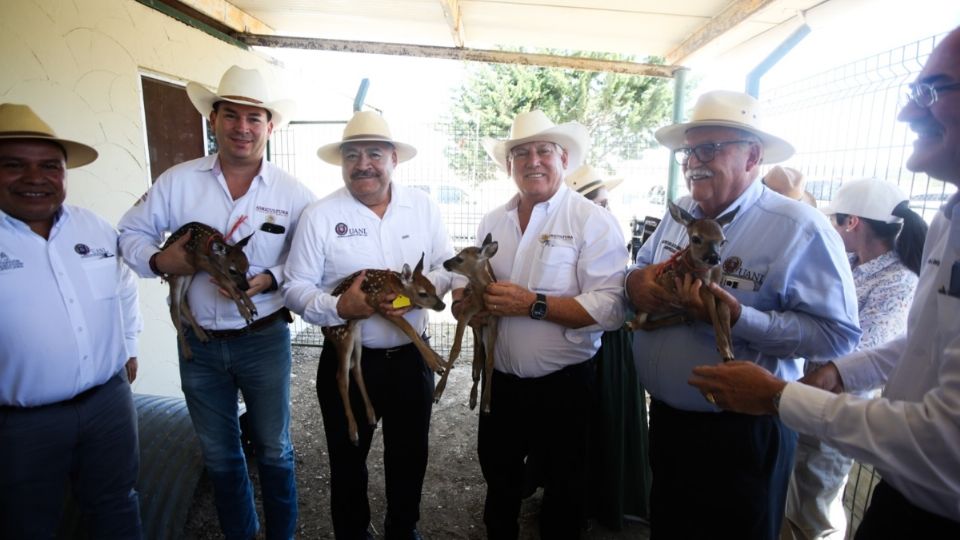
left=852, top=250, right=899, bottom=278
left=506, top=182, right=570, bottom=212
left=203, top=153, right=270, bottom=185
left=0, top=205, right=69, bottom=233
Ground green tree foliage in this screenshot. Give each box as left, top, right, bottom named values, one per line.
left=445, top=52, right=673, bottom=184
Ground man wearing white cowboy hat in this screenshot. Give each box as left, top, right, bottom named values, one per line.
left=625, top=90, right=859, bottom=539
left=284, top=110, right=455, bottom=540
left=564, top=163, right=624, bottom=209
left=0, top=103, right=143, bottom=538
left=690, top=27, right=960, bottom=537
left=119, top=65, right=315, bottom=540
left=453, top=109, right=627, bottom=539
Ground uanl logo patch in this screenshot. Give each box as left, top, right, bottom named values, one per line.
left=335, top=222, right=367, bottom=238
left=74, top=243, right=115, bottom=259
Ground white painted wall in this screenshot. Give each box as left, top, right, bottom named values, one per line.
left=0, top=0, right=291, bottom=397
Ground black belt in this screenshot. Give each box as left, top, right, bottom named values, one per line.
left=202, top=308, right=292, bottom=340
left=0, top=370, right=122, bottom=411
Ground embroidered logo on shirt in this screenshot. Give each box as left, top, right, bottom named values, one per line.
left=256, top=205, right=289, bottom=217
left=722, top=259, right=764, bottom=291
left=0, top=252, right=24, bottom=271
left=539, top=233, right=574, bottom=247
left=74, top=244, right=115, bottom=259
left=335, top=222, right=367, bottom=238
left=723, top=256, right=742, bottom=273
left=661, top=240, right=682, bottom=255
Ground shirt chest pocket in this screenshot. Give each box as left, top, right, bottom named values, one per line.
left=81, top=257, right=119, bottom=300
left=530, top=244, right=578, bottom=294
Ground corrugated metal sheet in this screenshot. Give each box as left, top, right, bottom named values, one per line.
left=56, top=394, right=204, bottom=539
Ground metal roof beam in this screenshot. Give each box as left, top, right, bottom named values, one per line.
left=238, top=33, right=681, bottom=78
left=438, top=0, right=465, bottom=48
left=666, top=0, right=776, bottom=64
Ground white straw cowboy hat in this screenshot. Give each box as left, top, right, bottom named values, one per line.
left=763, top=165, right=816, bottom=207
left=821, top=178, right=908, bottom=224
left=655, top=90, right=795, bottom=164
left=565, top=164, right=623, bottom=197
left=0, top=103, right=98, bottom=168
left=186, top=65, right=295, bottom=127
left=316, top=110, right=417, bottom=165
left=482, top=110, right=590, bottom=172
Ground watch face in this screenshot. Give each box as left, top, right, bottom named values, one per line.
left=530, top=294, right=547, bottom=319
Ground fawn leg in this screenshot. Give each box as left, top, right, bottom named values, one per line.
left=385, top=315, right=445, bottom=374
left=434, top=315, right=472, bottom=402
left=702, top=288, right=734, bottom=362
left=333, top=323, right=361, bottom=446
left=349, top=323, right=376, bottom=427
left=480, top=321, right=498, bottom=414
left=469, top=327, right=483, bottom=410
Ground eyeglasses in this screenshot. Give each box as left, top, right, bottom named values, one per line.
left=905, top=81, right=960, bottom=108
left=673, top=140, right=754, bottom=165
left=509, top=144, right=560, bottom=162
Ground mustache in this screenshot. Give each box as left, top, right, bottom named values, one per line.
left=685, top=167, right=714, bottom=181
left=350, top=170, right=379, bottom=180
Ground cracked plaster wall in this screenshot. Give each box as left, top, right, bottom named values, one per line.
left=0, top=0, right=289, bottom=397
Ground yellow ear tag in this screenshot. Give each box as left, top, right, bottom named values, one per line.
left=392, top=295, right=412, bottom=309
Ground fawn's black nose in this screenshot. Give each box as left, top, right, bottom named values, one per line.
left=705, top=253, right=720, bottom=265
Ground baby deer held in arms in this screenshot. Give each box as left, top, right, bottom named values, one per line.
left=626, top=202, right=738, bottom=362
left=434, top=233, right=499, bottom=413
left=163, top=222, right=256, bottom=360
left=324, top=253, right=446, bottom=444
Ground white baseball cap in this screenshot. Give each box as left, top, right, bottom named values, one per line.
left=820, top=178, right=908, bottom=224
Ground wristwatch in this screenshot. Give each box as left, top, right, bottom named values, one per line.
left=529, top=293, right=547, bottom=320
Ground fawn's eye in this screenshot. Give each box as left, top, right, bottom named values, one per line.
left=691, top=236, right=702, bottom=245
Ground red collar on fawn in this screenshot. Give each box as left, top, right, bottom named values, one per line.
left=655, top=247, right=711, bottom=280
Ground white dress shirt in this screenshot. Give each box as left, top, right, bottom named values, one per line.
left=118, top=154, right=315, bottom=330
left=781, top=197, right=960, bottom=521
left=282, top=184, right=455, bottom=349
left=0, top=206, right=141, bottom=407
left=467, top=184, right=628, bottom=378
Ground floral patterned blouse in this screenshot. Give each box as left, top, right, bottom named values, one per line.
left=850, top=250, right=918, bottom=351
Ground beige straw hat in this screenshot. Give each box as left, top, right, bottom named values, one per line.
left=482, top=110, right=589, bottom=172
left=564, top=164, right=623, bottom=196
left=0, top=103, right=98, bottom=168
left=655, top=90, right=795, bottom=164
left=186, top=65, right=295, bottom=127
left=316, top=111, right=417, bottom=165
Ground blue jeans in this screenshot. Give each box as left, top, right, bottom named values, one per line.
left=181, top=318, right=297, bottom=540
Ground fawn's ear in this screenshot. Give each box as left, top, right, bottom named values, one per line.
left=235, top=232, right=255, bottom=249
left=401, top=263, right=413, bottom=282
left=668, top=201, right=694, bottom=226
left=414, top=252, right=425, bottom=275
left=210, top=240, right=228, bottom=256
left=716, top=206, right=739, bottom=227
left=482, top=232, right=493, bottom=246
left=481, top=239, right=498, bottom=258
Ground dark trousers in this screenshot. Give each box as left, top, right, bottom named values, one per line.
left=316, top=339, right=434, bottom=540
left=855, top=480, right=960, bottom=539
left=648, top=399, right=797, bottom=540
left=478, top=360, right=595, bottom=540
left=0, top=371, right=141, bottom=539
